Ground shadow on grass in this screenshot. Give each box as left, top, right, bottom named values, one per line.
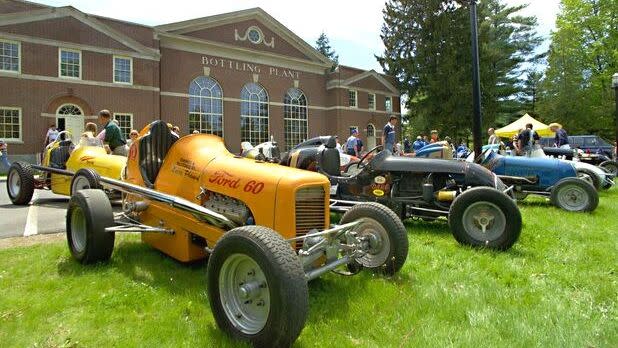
left=56, top=238, right=401, bottom=347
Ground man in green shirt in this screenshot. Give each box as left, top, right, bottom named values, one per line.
left=98, top=109, right=128, bottom=156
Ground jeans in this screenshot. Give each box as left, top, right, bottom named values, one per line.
left=112, top=145, right=129, bottom=156
left=0, top=152, right=10, bottom=170
left=384, top=142, right=394, bottom=153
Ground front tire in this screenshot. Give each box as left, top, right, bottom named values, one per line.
left=599, top=160, right=618, bottom=176
left=70, top=168, right=102, bottom=195
left=6, top=161, right=35, bottom=205
left=340, top=202, right=408, bottom=275
left=207, top=226, right=308, bottom=348
left=576, top=168, right=600, bottom=190
left=550, top=177, right=598, bottom=212
left=66, top=189, right=115, bottom=264
left=449, top=187, right=522, bottom=251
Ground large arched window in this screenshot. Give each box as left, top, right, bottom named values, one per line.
left=283, top=88, right=307, bottom=150
left=240, top=83, right=269, bottom=144
left=188, top=76, right=223, bottom=136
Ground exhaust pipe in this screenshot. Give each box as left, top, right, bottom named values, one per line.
left=98, top=176, right=237, bottom=230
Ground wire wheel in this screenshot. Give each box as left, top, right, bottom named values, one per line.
left=461, top=201, right=507, bottom=242
left=219, top=253, right=270, bottom=335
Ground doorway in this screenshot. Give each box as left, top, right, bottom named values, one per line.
left=56, top=104, right=84, bottom=139
left=366, top=123, right=376, bottom=149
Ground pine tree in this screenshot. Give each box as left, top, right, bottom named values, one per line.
left=378, top=0, right=541, bottom=138
left=315, top=32, right=339, bottom=72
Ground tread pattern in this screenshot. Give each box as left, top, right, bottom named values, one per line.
left=7, top=161, right=35, bottom=205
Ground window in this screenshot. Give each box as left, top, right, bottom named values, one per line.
left=113, top=113, right=133, bottom=139
left=367, top=124, right=375, bottom=137
left=57, top=104, right=83, bottom=116
left=240, top=83, right=269, bottom=144
left=385, top=96, right=393, bottom=112
left=0, top=40, right=20, bottom=73
left=188, top=76, right=223, bottom=136
left=0, top=107, right=21, bottom=141
left=348, top=90, right=357, bottom=108
left=368, top=93, right=376, bottom=110
left=59, top=48, right=81, bottom=79
left=284, top=88, right=307, bottom=150
left=113, top=56, right=132, bottom=84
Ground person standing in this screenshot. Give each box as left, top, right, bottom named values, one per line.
left=517, top=123, right=539, bottom=156
left=345, top=130, right=359, bottom=157
left=127, top=129, right=139, bottom=147
left=413, top=136, right=425, bottom=152
left=98, top=110, right=128, bottom=156
left=549, top=123, right=570, bottom=149
left=45, top=124, right=59, bottom=146
left=356, top=133, right=364, bottom=155
left=422, top=135, right=429, bottom=146
left=430, top=130, right=439, bottom=143
left=487, top=128, right=500, bottom=145
left=335, top=136, right=343, bottom=154
left=0, top=139, right=10, bottom=170
left=381, top=116, right=398, bottom=152
left=403, top=137, right=412, bottom=153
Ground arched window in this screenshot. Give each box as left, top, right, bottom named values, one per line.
left=283, top=88, right=307, bottom=150
left=188, top=76, right=223, bottom=136
left=57, top=104, right=83, bottom=116
left=240, top=83, right=269, bottom=144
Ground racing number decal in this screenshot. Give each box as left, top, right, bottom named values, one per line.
left=244, top=180, right=264, bottom=194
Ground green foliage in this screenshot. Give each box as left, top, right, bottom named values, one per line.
left=315, top=32, right=339, bottom=72
left=1, top=190, right=617, bottom=346
left=379, top=0, right=542, bottom=139
left=537, top=0, right=618, bottom=139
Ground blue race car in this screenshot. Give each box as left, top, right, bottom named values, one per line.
left=415, top=143, right=599, bottom=212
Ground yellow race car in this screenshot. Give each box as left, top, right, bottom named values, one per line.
left=6, top=130, right=126, bottom=205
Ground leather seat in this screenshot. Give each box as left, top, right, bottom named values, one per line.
left=139, top=120, right=179, bottom=187
left=318, top=136, right=341, bottom=176
left=49, top=140, right=73, bottom=169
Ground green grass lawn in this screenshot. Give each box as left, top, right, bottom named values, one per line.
left=1, top=191, right=617, bottom=347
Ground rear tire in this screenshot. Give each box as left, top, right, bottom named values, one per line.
left=550, top=177, right=598, bottom=212
left=449, top=187, right=522, bottom=251
left=70, top=168, right=102, bottom=195
left=599, top=160, right=618, bottom=176
left=66, top=189, right=115, bottom=264
left=576, top=168, right=600, bottom=190
left=6, top=161, right=35, bottom=205
left=207, top=226, right=308, bottom=348
left=340, top=202, right=408, bottom=275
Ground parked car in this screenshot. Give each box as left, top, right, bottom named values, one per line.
left=543, top=146, right=618, bottom=176
left=249, top=136, right=523, bottom=251
left=6, top=131, right=126, bottom=205
left=64, top=121, right=409, bottom=347
left=540, top=135, right=614, bottom=158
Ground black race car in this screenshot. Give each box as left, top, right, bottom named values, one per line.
left=257, top=136, right=522, bottom=251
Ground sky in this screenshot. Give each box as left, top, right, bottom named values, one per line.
left=35, top=0, right=561, bottom=71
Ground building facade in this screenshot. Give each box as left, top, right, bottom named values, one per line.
left=0, top=0, right=400, bottom=162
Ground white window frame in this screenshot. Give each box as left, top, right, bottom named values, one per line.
left=0, top=106, right=23, bottom=143
left=348, top=90, right=358, bottom=108
left=189, top=76, right=225, bottom=137
left=385, top=96, right=393, bottom=112
left=58, top=48, right=82, bottom=79
left=283, top=88, right=308, bottom=151
left=0, top=39, right=21, bottom=74
left=113, top=55, right=133, bottom=85
left=240, top=83, right=270, bottom=145
left=113, top=112, right=134, bottom=139
left=368, top=93, right=376, bottom=110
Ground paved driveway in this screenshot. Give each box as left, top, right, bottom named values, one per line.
left=0, top=178, right=70, bottom=239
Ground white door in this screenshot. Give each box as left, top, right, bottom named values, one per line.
left=56, top=104, right=84, bottom=141
left=366, top=124, right=376, bottom=149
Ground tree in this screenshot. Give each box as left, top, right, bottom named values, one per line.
left=378, top=0, right=542, bottom=139
left=537, top=0, right=617, bottom=138
left=520, top=69, right=544, bottom=114
left=315, top=32, right=339, bottom=72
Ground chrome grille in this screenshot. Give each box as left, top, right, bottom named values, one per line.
left=295, top=186, right=326, bottom=249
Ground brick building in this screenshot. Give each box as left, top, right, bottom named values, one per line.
left=0, top=0, right=401, bottom=162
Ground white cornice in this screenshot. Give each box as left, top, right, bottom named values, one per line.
left=0, top=6, right=159, bottom=58
left=158, top=32, right=330, bottom=75
left=0, top=71, right=159, bottom=91
left=333, top=70, right=399, bottom=95
left=0, top=32, right=159, bottom=61
left=155, top=7, right=332, bottom=66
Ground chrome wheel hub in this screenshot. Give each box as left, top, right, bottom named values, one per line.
left=462, top=201, right=506, bottom=241
left=8, top=170, right=21, bottom=198
left=219, top=254, right=270, bottom=334
left=558, top=185, right=588, bottom=211
left=353, top=218, right=389, bottom=268
left=70, top=207, right=87, bottom=253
